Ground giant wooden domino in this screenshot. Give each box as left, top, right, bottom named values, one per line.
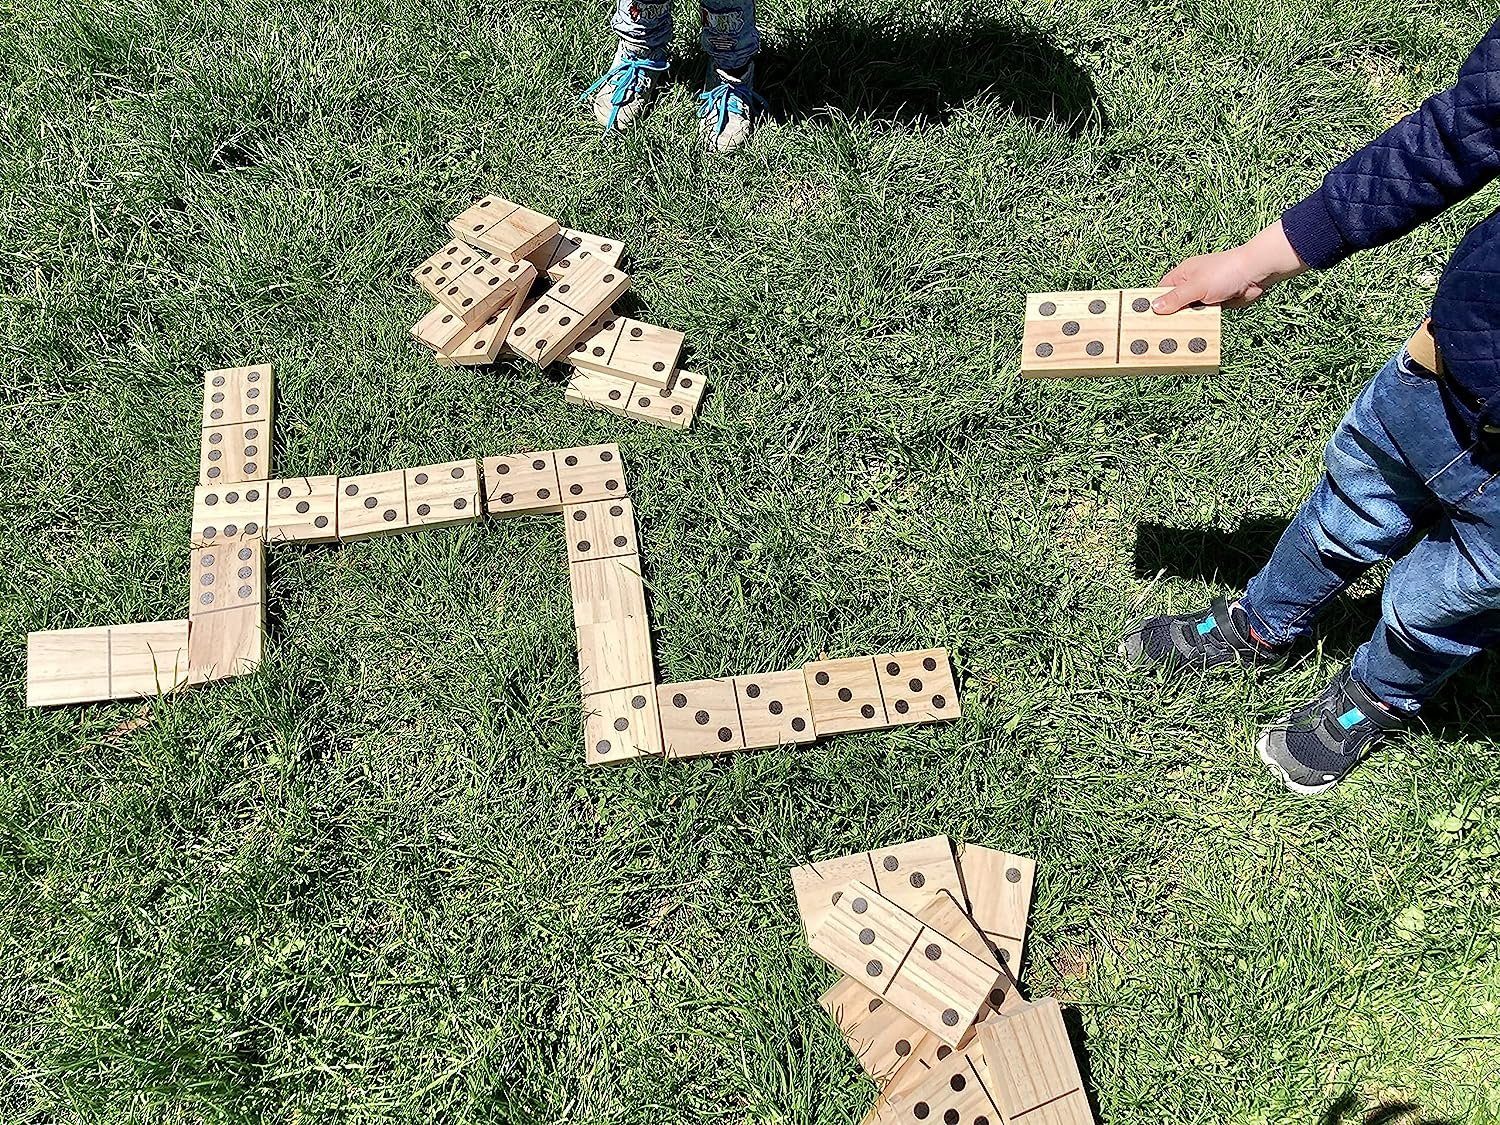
left=1021, top=288, right=1221, bottom=378
left=794, top=836, right=1094, bottom=1124
left=409, top=197, right=709, bottom=430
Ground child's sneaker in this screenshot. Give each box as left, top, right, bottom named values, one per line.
left=1257, top=669, right=1409, bottom=794
left=583, top=46, right=669, bottom=132
left=1120, top=596, right=1286, bottom=676
left=696, top=61, right=765, bottom=152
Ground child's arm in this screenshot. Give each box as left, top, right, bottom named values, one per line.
left=1157, top=18, right=1500, bottom=314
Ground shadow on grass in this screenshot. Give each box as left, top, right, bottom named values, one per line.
left=755, top=11, right=1103, bottom=133
left=1318, top=1090, right=1457, bottom=1125
left=1133, top=517, right=1290, bottom=588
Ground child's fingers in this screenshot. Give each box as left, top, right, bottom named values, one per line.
left=1152, top=281, right=1204, bottom=315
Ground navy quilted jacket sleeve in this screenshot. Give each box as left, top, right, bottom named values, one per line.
left=1281, top=20, right=1500, bottom=433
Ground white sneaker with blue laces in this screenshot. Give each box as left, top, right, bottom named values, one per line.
left=696, top=61, right=764, bottom=152
left=584, top=46, right=669, bottom=132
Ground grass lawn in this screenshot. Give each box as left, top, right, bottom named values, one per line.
left=3, top=0, right=1499, bottom=1120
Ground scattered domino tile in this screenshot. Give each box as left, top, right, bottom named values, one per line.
left=978, top=998, right=1094, bottom=1124
left=806, top=881, right=999, bottom=1047
left=792, top=835, right=964, bottom=934
left=957, top=845, right=1036, bottom=971
left=266, top=476, right=338, bottom=543
left=507, top=257, right=631, bottom=367
left=567, top=315, right=682, bottom=388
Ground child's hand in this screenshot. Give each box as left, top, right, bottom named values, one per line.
left=1153, top=220, right=1307, bottom=314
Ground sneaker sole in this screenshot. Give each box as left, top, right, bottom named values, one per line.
left=1256, top=730, right=1339, bottom=796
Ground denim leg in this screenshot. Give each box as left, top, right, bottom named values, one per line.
left=1242, top=354, right=1437, bottom=645
left=612, top=0, right=674, bottom=61
left=1354, top=503, right=1500, bottom=712
left=699, top=0, right=758, bottom=70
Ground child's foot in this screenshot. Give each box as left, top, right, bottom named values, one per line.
left=583, top=46, right=669, bottom=131
left=1257, top=669, right=1409, bottom=794
left=696, top=61, right=764, bottom=152
left=1119, top=596, right=1286, bottom=676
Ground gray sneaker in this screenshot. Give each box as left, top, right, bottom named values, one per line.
left=695, top=61, right=764, bottom=152
left=1257, top=669, right=1409, bottom=794
left=584, top=46, right=669, bottom=132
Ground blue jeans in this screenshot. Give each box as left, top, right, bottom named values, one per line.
left=611, top=0, right=759, bottom=70
left=1242, top=346, right=1500, bottom=713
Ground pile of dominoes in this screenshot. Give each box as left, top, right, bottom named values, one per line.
left=408, top=195, right=706, bottom=429
left=794, top=836, right=1093, bottom=1125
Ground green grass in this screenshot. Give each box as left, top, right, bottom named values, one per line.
left=3, top=0, right=1500, bottom=1120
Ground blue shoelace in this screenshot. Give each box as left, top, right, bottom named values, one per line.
left=583, top=56, right=668, bottom=130
left=696, top=72, right=766, bottom=138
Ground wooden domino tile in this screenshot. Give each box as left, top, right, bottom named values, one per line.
left=1117, top=287, right=1221, bottom=374
left=657, top=677, right=746, bottom=758
left=625, top=369, right=704, bottom=430
left=957, top=845, right=1036, bottom=973
left=336, top=470, right=409, bottom=541
left=803, top=656, right=889, bottom=735
left=1020, top=292, right=1121, bottom=378
left=569, top=554, right=654, bottom=694
left=404, top=459, right=481, bottom=529
left=533, top=227, right=626, bottom=280
left=436, top=272, right=536, bottom=367
left=449, top=196, right=560, bottom=262
left=187, top=604, right=263, bottom=683
left=555, top=443, right=627, bottom=504
left=482, top=452, right=562, bottom=516
left=108, top=620, right=191, bottom=699
left=732, top=668, right=816, bottom=749
left=507, top=258, right=631, bottom=367
left=865, top=1035, right=1004, bottom=1125
left=563, top=497, right=638, bottom=563
left=192, top=483, right=268, bottom=546
left=199, top=421, right=270, bottom=485
left=567, top=316, right=682, bottom=389
left=426, top=252, right=531, bottom=325
left=791, top=850, right=879, bottom=934
left=876, top=649, right=961, bottom=725
left=26, top=621, right=197, bottom=705
left=189, top=540, right=264, bottom=618
left=202, top=363, right=273, bottom=427
left=25, top=625, right=112, bottom=706
left=867, top=835, right=966, bottom=914
left=565, top=369, right=636, bottom=417
left=411, top=304, right=477, bottom=354
left=266, top=476, right=338, bottom=543
left=978, top=998, right=1094, bottom=1124
left=583, top=685, right=664, bottom=765
left=821, top=892, right=1013, bottom=1089
left=807, top=882, right=999, bottom=1047
left=566, top=314, right=627, bottom=372
left=608, top=319, right=684, bottom=387
left=412, top=240, right=489, bottom=311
